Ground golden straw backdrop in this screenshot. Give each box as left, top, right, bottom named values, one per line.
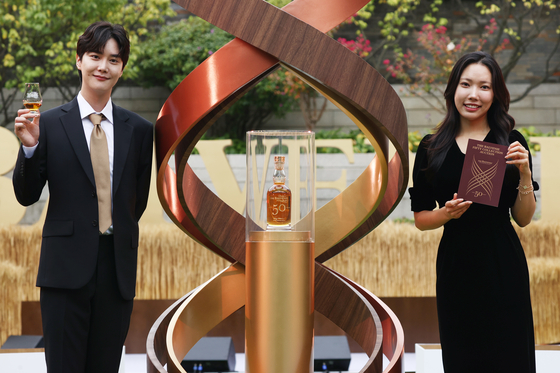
left=1, top=221, right=559, bottom=345
left=135, top=224, right=229, bottom=299
left=0, top=261, right=26, bottom=347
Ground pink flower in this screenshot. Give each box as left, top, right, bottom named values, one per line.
left=208, top=51, right=213, bottom=55
left=383, top=59, right=390, bottom=65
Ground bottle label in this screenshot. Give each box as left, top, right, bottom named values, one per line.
left=268, top=194, right=290, bottom=224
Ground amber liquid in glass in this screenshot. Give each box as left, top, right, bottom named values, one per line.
left=266, top=156, right=291, bottom=229
left=23, top=101, right=42, bottom=111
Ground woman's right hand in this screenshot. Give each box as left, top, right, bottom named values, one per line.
left=414, top=193, right=472, bottom=231
left=14, top=109, right=40, bottom=147
left=443, top=193, right=472, bottom=220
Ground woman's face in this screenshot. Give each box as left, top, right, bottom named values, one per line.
left=454, top=63, right=494, bottom=126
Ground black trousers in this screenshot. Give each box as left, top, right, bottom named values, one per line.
left=40, top=235, right=134, bottom=373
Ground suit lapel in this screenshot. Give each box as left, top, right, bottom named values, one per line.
left=112, top=105, right=132, bottom=195
left=60, top=98, right=96, bottom=187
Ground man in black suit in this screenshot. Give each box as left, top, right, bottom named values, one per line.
left=13, top=22, right=153, bottom=373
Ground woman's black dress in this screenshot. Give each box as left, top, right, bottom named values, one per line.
left=410, top=130, right=537, bottom=372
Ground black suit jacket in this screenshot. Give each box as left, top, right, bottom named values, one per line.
left=13, top=97, right=153, bottom=300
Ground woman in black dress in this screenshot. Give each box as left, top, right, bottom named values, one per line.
left=410, top=51, right=537, bottom=372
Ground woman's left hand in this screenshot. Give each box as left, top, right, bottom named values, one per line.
left=506, top=141, right=531, bottom=177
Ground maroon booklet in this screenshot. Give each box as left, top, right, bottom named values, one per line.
left=457, top=139, right=508, bottom=207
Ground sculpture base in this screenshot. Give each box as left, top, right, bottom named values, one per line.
left=245, top=234, right=314, bottom=373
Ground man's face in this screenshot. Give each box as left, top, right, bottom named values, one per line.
left=76, top=38, right=124, bottom=97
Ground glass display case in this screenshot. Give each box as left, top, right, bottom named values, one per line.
left=246, top=130, right=315, bottom=241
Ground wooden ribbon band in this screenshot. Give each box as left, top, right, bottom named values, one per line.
left=156, top=0, right=409, bottom=264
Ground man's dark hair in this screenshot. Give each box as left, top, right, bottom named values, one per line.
left=76, top=22, right=130, bottom=80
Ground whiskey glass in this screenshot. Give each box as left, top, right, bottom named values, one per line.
left=23, top=83, right=43, bottom=115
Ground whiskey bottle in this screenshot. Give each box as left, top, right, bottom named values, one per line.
left=267, top=156, right=291, bottom=229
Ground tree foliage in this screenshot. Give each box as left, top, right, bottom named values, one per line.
left=0, top=0, right=173, bottom=127
left=135, top=17, right=234, bottom=91
left=336, top=0, right=446, bottom=70
left=385, top=23, right=476, bottom=113
left=270, top=69, right=328, bottom=131
left=376, top=0, right=560, bottom=111
left=276, top=0, right=446, bottom=130
left=459, top=0, right=560, bottom=99
left=135, top=16, right=298, bottom=139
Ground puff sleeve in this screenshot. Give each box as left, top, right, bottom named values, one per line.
left=409, top=135, right=437, bottom=212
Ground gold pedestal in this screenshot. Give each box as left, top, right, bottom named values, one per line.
left=246, top=231, right=314, bottom=373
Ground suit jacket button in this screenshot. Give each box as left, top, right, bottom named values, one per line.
left=92, top=220, right=98, bottom=227
left=92, top=191, right=96, bottom=198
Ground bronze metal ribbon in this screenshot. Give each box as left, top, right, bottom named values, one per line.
left=151, top=1, right=407, bottom=371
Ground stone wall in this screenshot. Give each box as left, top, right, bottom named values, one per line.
left=3, top=83, right=559, bottom=134
left=265, top=84, right=560, bottom=135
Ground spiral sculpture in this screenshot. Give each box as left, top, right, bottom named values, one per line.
left=149, top=0, right=408, bottom=372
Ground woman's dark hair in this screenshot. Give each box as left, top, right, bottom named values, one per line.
left=425, top=51, right=515, bottom=176
left=76, top=21, right=130, bottom=80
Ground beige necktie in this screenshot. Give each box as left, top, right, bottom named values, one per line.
left=89, top=113, right=112, bottom=233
